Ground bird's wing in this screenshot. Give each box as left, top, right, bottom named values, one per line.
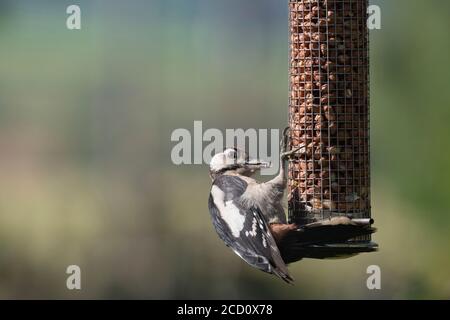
left=208, top=175, right=293, bottom=283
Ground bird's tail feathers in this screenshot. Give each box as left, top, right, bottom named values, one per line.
left=279, top=217, right=377, bottom=264
left=273, top=267, right=295, bottom=285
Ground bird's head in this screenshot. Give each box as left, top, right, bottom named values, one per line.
left=209, top=148, right=271, bottom=179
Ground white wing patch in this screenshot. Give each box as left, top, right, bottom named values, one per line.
left=262, top=235, right=267, bottom=248
left=245, top=218, right=258, bottom=237
left=211, top=185, right=245, bottom=238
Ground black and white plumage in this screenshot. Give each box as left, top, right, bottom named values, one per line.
left=208, top=147, right=294, bottom=283
left=209, top=174, right=293, bottom=283
left=207, top=146, right=376, bottom=284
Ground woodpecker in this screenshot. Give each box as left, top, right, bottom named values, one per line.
left=208, top=129, right=376, bottom=283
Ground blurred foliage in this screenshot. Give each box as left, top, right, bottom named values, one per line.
left=0, top=0, right=449, bottom=299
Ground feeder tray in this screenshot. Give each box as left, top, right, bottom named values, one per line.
left=287, top=0, right=377, bottom=258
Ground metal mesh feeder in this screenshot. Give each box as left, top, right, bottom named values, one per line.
left=287, top=0, right=377, bottom=257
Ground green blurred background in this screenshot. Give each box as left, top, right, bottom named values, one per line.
left=0, top=0, right=449, bottom=299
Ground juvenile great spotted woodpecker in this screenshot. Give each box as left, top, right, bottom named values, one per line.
left=208, top=129, right=375, bottom=283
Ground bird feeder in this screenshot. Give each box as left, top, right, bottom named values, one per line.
left=288, top=0, right=377, bottom=256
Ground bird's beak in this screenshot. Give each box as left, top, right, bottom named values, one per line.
left=244, top=159, right=271, bottom=169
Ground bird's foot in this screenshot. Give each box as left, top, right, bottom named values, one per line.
left=281, top=148, right=302, bottom=160
left=280, top=126, right=290, bottom=154
left=280, top=127, right=301, bottom=160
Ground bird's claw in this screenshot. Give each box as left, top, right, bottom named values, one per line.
left=280, top=126, right=290, bottom=154
left=281, top=146, right=302, bottom=160
left=280, top=127, right=301, bottom=160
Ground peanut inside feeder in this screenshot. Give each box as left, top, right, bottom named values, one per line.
left=288, top=0, right=371, bottom=233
